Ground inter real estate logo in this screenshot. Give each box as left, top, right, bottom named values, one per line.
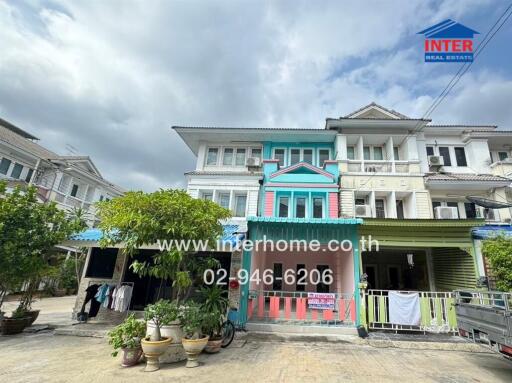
left=417, top=19, right=479, bottom=62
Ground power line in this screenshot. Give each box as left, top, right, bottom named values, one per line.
left=351, top=4, right=512, bottom=195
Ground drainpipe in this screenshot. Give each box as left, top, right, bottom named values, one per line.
left=29, top=158, right=41, bottom=186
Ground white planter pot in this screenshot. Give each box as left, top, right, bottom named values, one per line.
left=182, top=336, right=209, bottom=368
left=146, top=321, right=186, bottom=363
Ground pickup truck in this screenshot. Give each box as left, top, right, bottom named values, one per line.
left=455, top=290, right=512, bottom=359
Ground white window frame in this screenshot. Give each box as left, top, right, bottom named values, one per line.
left=272, top=148, right=287, bottom=167
left=233, top=193, right=248, bottom=217
left=249, top=147, right=262, bottom=160
left=205, top=147, right=220, bottom=166
left=234, top=148, right=247, bottom=167
left=217, top=192, right=231, bottom=210
left=347, top=146, right=356, bottom=160
left=201, top=190, right=214, bottom=201
left=317, top=148, right=331, bottom=167
left=288, top=147, right=316, bottom=166
left=312, top=197, right=324, bottom=219
left=222, top=148, right=234, bottom=166
left=278, top=196, right=290, bottom=218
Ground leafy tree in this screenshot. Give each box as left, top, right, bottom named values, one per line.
left=0, top=181, right=85, bottom=313
left=482, top=234, right=512, bottom=292
left=97, top=189, right=231, bottom=302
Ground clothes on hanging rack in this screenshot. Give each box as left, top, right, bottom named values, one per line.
left=94, top=283, right=110, bottom=304
left=80, top=284, right=101, bottom=318
left=113, top=284, right=134, bottom=312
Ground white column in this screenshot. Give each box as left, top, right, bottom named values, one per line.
left=335, top=134, right=347, bottom=160
left=387, top=191, right=397, bottom=218
left=473, top=240, right=486, bottom=277
left=196, top=142, right=207, bottom=171
left=425, top=249, right=436, bottom=291
left=416, top=132, right=429, bottom=173
left=369, top=191, right=376, bottom=218
left=357, top=136, right=364, bottom=171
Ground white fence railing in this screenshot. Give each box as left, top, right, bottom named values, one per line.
left=365, top=289, right=458, bottom=333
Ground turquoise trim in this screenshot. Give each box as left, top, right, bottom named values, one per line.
left=239, top=249, right=252, bottom=325
left=352, top=230, right=361, bottom=326
left=247, top=216, right=362, bottom=225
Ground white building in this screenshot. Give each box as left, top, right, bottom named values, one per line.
left=0, top=118, right=124, bottom=226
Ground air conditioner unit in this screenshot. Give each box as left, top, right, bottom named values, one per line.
left=434, top=206, right=458, bottom=219
left=355, top=204, right=372, bottom=218
left=245, top=157, right=261, bottom=167
left=428, top=155, right=444, bottom=167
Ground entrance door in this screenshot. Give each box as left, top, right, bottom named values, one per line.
left=296, top=264, right=306, bottom=292
left=316, top=265, right=329, bottom=293
left=387, top=265, right=401, bottom=289
left=364, top=264, right=378, bottom=290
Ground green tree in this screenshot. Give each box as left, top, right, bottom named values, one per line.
left=482, top=234, right=512, bottom=292
left=0, top=181, right=85, bottom=313
left=97, top=189, right=231, bottom=302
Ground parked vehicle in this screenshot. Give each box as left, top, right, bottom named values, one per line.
left=454, top=290, right=512, bottom=359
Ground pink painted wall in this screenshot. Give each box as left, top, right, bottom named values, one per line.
left=264, top=191, right=274, bottom=217
left=328, top=192, right=338, bottom=218
left=250, top=247, right=355, bottom=294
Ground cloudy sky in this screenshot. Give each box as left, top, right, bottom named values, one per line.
left=1, top=0, right=511, bottom=191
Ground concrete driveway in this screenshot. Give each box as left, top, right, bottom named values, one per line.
left=1, top=331, right=511, bottom=383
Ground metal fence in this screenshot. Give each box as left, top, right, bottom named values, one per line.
left=247, top=290, right=356, bottom=326
left=365, top=289, right=458, bottom=333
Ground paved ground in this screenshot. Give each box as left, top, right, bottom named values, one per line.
left=1, top=296, right=511, bottom=382
left=0, top=331, right=511, bottom=382
left=2, top=295, right=76, bottom=327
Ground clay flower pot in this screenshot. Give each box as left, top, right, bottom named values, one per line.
left=141, top=337, right=172, bottom=372
left=120, top=347, right=143, bottom=367
left=1, top=317, right=28, bottom=335
left=204, top=337, right=223, bottom=354
left=25, top=310, right=40, bottom=327
left=182, top=336, right=209, bottom=368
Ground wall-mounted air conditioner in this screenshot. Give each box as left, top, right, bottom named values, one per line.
left=246, top=157, right=261, bottom=167
left=428, top=155, right=444, bottom=167
left=355, top=204, right=372, bottom=218
left=434, top=206, right=458, bottom=219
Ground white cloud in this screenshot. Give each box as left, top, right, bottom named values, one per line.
left=0, top=0, right=508, bottom=191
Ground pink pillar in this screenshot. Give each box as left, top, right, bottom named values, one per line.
left=329, top=192, right=338, bottom=218
left=264, top=191, right=275, bottom=217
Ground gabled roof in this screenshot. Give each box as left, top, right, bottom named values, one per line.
left=58, top=156, right=102, bottom=178
left=269, top=162, right=334, bottom=180
left=417, top=19, right=479, bottom=39
left=343, top=102, right=411, bottom=119
left=0, top=122, right=59, bottom=159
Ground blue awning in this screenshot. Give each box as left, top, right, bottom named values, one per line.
left=69, top=225, right=245, bottom=247
left=472, top=225, right=512, bottom=240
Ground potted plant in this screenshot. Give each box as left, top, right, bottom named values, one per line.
left=141, top=300, right=174, bottom=372
left=108, top=314, right=146, bottom=367
left=180, top=302, right=208, bottom=368
left=200, top=286, right=229, bottom=353
left=1, top=307, right=29, bottom=335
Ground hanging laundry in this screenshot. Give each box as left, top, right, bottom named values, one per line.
left=115, top=284, right=134, bottom=312
left=388, top=291, right=421, bottom=326
left=94, top=283, right=110, bottom=304
left=80, top=284, right=101, bottom=318
left=103, top=285, right=115, bottom=308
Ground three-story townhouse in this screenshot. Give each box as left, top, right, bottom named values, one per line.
left=0, top=118, right=124, bottom=227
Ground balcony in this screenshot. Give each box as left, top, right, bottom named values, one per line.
left=346, top=160, right=419, bottom=174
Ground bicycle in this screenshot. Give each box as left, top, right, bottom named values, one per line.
left=220, top=308, right=246, bottom=348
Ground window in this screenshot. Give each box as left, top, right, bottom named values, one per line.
left=250, top=148, right=262, bottom=160
left=10, top=163, right=23, bottom=179
left=363, top=146, right=371, bottom=160
left=234, top=195, right=247, bottom=217
left=454, top=147, right=467, bottom=166
left=347, top=146, right=355, bottom=160
left=355, top=198, right=366, bottom=205
left=373, top=147, right=383, bottom=160
left=0, top=158, right=11, bottom=175
left=447, top=202, right=459, bottom=218
left=296, top=197, right=306, bottom=218
left=438, top=147, right=451, bottom=166
left=278, top=197, right=289, bottom=217
left=396, top=200, right=404, bottom=219
left=426, top=146, right=434, bottom=156
left=218, top=193, right=230, bottom=209
left=316, top=265, right=330, bottom=293
left=235, top=148, right=246, bottom=166
left=498, top=151, right=508, bottom=161
left=222, top=148, right=234, bottom=165
left=290, top=149, right=301, bottom=165
left=85, top=247, right=118, bottom=278
left=464, top=202, right=477, bottom=219
left=432, top=201, right=441, bottom=213
left=303, top=149, right=313, bottom=164
left=25, top=169, right=34, bottom=183
left=202, top=192, right=213, bottom=201
left=70, top=184, right=79, bottom=197
left=274, top=149, right=286, bottom=167
left=313, top=198, right=323, bottom=218
left=318, top=149, right=330, bottom=166
left=375, top=199, right=385, bottom=218
left=206, top=148, right=218, bottom=165
left=393, top=147, right=400, bottom=160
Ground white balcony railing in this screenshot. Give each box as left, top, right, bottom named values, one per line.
left=346, top=160, right=411, bottom=174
